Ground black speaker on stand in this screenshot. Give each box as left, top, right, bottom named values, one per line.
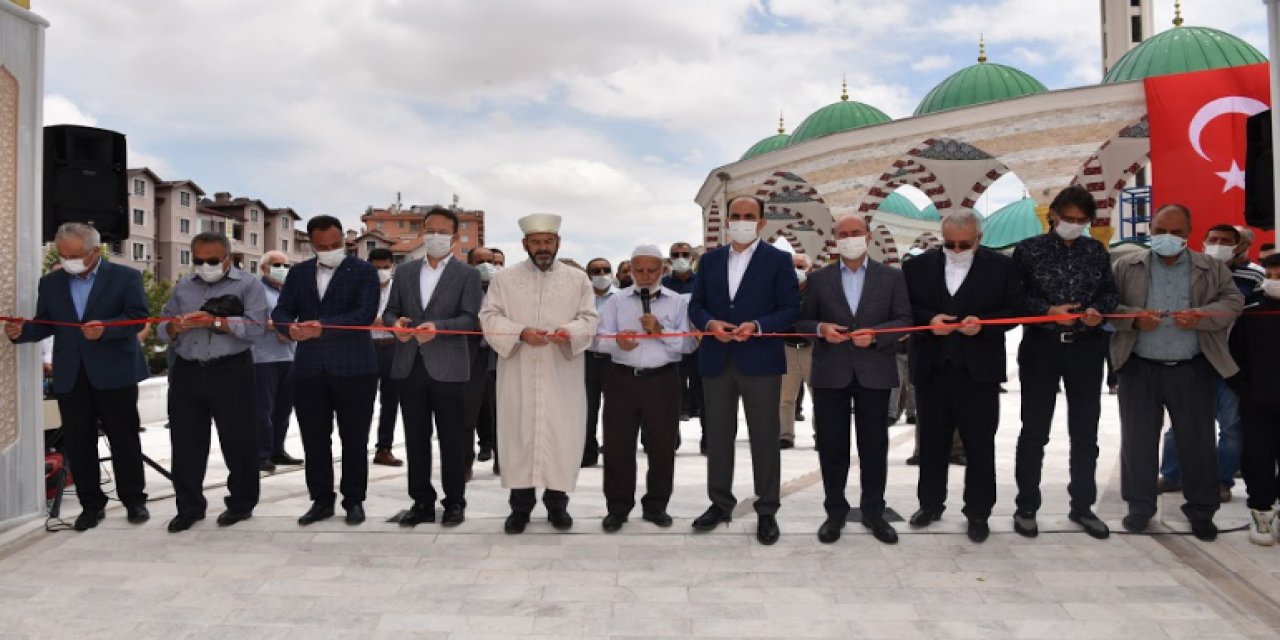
left=1244, top=109, right=1274, bottom=230
left=42, top=125, right=128, bottom=242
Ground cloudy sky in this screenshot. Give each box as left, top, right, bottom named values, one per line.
left=39, top=0, right=1270, bottom=264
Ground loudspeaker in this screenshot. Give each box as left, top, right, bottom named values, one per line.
left=42, top=125, right=128, bottom=242
left=1244, top=109, right=1274, bottom=230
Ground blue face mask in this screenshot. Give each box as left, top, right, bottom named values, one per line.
left=1149, top=234, right=1186, bottom=257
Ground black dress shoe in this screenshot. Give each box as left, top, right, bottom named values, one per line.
left=779, top=439, right=794, bottom=450
left=1013, top=511, right=1038, bottom=538
left=504, top=511, right=530, bottom=534
left=548, top=509, right=574, bottom=530
left=967, top=518, right=990, bottom=543
left=259, top=460, right=277, bottom=473
left=1122, top=514, right=1149, bottom=533
left=216, top=510, right=253, bottom=527
left=756, top=515, right=780, bottom=545
left=906, top=415, right=918, bottom=425
left=400, top=503, right=435, bottom=527
left=1191, top=519, right=1218, bottom=541
left=862, top=516, right=899, bottom=544
left=297, top=503, right=335, bottom=526
left=271, top=452, right=304, bottom=465
left=949, top=453, right=967, bottom=466
left=905, top=455, right=920, bottom=466
left=167, top=513, right=204, bottom=533
left=74, top=509, right=105, bottom=531
left=691, top=505, right=732, bottom=531
left=908, top=508, right=942, bottom=527
left=601, top=513, right=626, bottom=532
left=477, top=447, right=493, bottom=462
left=441, top=505, right=465, bottom=527
left=1069, top=511, right=1110, bottom=540
left=125, top=503, right=150, bottom=524
left=817, top=518, right=844, bottom=544
left=642, top=511, right=673, bottom=527
left=345, top=504, right=366, bottom=525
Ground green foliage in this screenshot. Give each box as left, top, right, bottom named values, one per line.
left=140, top=270, right=173, bottom=375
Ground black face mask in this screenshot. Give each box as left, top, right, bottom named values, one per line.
left=617, top=277, right=634, bottom=288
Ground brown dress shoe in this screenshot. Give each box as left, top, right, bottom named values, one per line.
left=373, top=447, right=403, bottom=467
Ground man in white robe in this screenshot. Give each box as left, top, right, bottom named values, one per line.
left=479, top=213, right=599, bottom=533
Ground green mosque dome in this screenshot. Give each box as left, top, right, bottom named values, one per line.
left=740, top=114, right=792, bottom=160
left=914, top=38, right=1048, bottom=116
left=1103, top=8, right=1266, bottom=84
left=981, top=197, right=1042, bottom=249
left=787, top=80, right=892, bottom=146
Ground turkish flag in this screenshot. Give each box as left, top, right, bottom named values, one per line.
left=1145, top=63, right=1274, bottom=257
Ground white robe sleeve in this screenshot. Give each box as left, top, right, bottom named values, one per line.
left=478, top=271, right=524, bottom=359
left=556, top=272, right=600, bottom=359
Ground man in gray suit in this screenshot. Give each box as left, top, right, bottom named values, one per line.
left=386, top=207, right=485, bottom=527
left=796, top=214, right=911, bottom=544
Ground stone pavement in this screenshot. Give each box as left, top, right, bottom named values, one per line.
left=2, top=329, right=1279, bottom=639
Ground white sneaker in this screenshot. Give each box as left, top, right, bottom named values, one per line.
left=1249, top=509, right=1275, bottom=546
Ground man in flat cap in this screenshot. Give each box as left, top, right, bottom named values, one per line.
left=479, top=213, right=600, bottom=533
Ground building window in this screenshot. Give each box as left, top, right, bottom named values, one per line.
left=110, top=241, right=122, bottom=255
left=398, top=220, right=406, bottom=229
left=460, top=222, right=468, bottom=230
left=132, top=243, right=145, bottom=260
left=179, top=250, right=191, bottom=266
left=250, top=208, right=259, bottom=222
left=282, top=239, right=289, bottom=252
left=461, top=235, right=469, bottom=243
left=179, top=218, right=190, bottom=234
left=133, top=209, right=145, bottom=226
left=133, top=179, right=145, bottom=196
left=376, top=221, right=383, bottom=230
left=366, top=240, right=376, bottom=253
left=409, top=222, right=419, bottom=232
left=249, top=260, right=258, bottom=273
left=1130, top=15, right=1142, bottom=42
left=180, top=191, right=192, bottom=207
left=250, top=232, right=259, bottom=247
left=281, top=216, right=289, bottom=229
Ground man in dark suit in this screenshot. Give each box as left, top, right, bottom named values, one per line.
left=272, top=215, right=381, bottom=526
left=5, top=223, right=151, bottom=530
left=385, top=207, right=484, bottom=527
left=688, top=195, right=800, bottom=545
left=796, top=214, right=911, bottom=544
left=903, top=209, right=1023, bottom=543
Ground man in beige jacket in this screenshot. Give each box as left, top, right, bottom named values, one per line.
left=1110, top=204, right=1243, bottom=541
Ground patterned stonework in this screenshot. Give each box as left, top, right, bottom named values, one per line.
left=0, top=66, right=16, bottom=452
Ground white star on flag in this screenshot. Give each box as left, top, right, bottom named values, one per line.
left=1214, top=160, right=1246, bottom=193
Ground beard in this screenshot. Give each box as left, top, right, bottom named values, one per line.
left=530, top=249, right=557, bottom=269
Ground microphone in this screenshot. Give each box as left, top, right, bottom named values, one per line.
left=639, top=287, right=652, bottom=315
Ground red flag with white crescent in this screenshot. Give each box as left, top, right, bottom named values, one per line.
left=1145, top=62, right=1273, bottom=256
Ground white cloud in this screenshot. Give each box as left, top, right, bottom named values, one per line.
left=1010, top=47, right=1047, bottom=67
left=42, top=94, right=96, bottom=127
left=911, top=55, right=954, bottom=73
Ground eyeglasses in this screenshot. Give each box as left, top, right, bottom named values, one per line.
left=587, top=267, right=612, bottom=275
left=192, top=257, right=224, bottom=267
left=269, top=263, right=291, bottom=269
left=942, top=241, right=975, bottom=251
left=670, top=252, right=692, bottom=259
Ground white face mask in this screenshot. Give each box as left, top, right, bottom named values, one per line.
left=591, top=275, right=613, bottom=291
left=1203, top=244, right=1236, bottom=262
left=1263, top=278, right=1280, bottom=299
left=423, top=234, right=453, bottom=259
left=195, top=263, right=226, bottom=283
left=268, top=266, right=289, bottom=283
left=60, top=258, right=89, bottom=276
left=836, top=236, right=868, bottom=261
left=316, top=248, right=346, bottom=268
left=794, top=268, right=807, bottom=284
left=1055, top=221, right=1087, bottom=242
left=671, top=258, right=692, bottom=273
left=727, top=220, right=759, bottom=245
left=1150, top=234, right=1186, bottom=257
left=476, top=263, right=497, bottom=282
left=944, top=247, right=975, bottom=264
left=377, top=268, right=393, bottom=284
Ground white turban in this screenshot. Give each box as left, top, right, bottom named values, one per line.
left=518, top=213, right=561, bottom=236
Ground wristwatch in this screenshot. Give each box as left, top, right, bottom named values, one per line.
left=214, top=318, right=225, bottom=332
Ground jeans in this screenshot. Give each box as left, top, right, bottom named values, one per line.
left=1159, top=376, right=1241, bottom=487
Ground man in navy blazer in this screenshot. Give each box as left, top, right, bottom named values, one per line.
left=688, top=195, right=799, bottom=545
left=902, top=210, right=1023, bottom=543
left=272, top=215, right=381, bottom=526
left=5, top=223, right=151, bottom=530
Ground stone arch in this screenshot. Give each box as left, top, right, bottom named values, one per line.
left=753, top=170, right=834, bottom=257
left=860, top=140, right=954, bottom=218
left=1069, top=116, right=1150, bottom=243
left=703, top=201, right=723, bottom=249
left=764, top=226, right=807, bottom=254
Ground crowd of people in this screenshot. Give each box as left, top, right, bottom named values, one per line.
left=6, top=184, right=1280, bottom=547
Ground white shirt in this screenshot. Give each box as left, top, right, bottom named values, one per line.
left=419, top=255, right=451, bottom=309
left=944, top=253, right=973, bottom=296
left=316, top=264, right=336, bottom=300
left=595, top=286, right=696, bottom=368
left=371, top=283, right=394, bottom=340
left=727, top=240, right=759, bottom=300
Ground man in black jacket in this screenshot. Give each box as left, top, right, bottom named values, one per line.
left=1233, top=254, right=1280, bottom=545
left=903, top=209, right=1023, bottom=543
